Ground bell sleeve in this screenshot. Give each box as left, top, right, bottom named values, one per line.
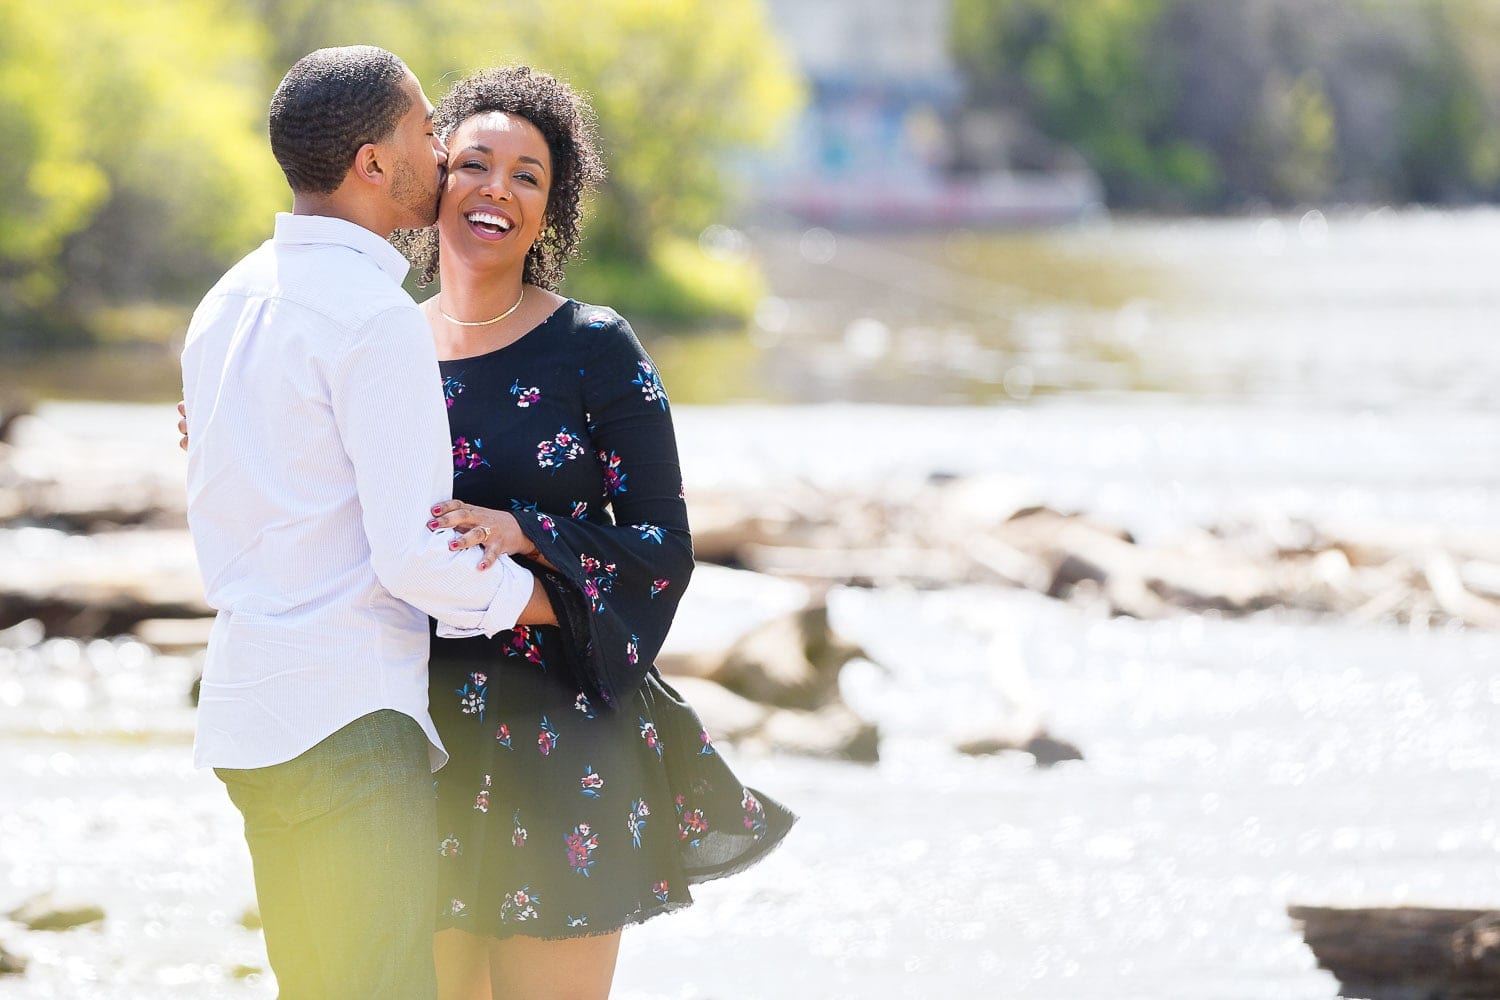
left=515, top=311, right=694, bottom=709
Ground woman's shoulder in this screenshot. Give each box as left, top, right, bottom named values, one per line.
left=566, top=299, right=633, bottom=336
left=564, top=300, right=648, bottom=363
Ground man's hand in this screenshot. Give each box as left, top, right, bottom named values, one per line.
left=177, top=401, right=189, bottom=451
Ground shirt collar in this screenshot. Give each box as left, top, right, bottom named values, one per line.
left=272, top=212, right=412, bottom=285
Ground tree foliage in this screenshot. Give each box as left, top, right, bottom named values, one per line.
left=0, top=0, right=800, bottom=342
left=952, top=0, right=1500, bottom=208
left=1, top=0, right=284, bottom=338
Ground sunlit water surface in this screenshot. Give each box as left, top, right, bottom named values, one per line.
left=4, top=209, right=1500, bottom=998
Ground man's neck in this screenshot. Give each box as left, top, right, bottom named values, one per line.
left=290, top=192, right=391, bottom=238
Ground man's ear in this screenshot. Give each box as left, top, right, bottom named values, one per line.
left=351, top=142, right=386, bottom=187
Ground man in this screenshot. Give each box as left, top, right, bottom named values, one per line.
left=179, top=46, right=544, bottom=999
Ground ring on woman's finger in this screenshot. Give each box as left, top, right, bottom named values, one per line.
left=474, top=525, right=491, bottom=542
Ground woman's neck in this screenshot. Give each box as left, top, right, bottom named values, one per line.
left=426, top=263, right=565, bottom=361
left=436, top=262, right=526, bottom=322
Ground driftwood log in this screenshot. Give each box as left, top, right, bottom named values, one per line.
left=1288, top=904, right=1500, bottom=999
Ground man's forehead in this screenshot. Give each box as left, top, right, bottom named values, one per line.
left=400, top=69, right=433, bottom=114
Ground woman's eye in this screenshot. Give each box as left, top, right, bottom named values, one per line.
left=515, top=172, right=537, bottom=184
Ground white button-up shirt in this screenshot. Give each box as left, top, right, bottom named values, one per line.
left=181, top=213, right=533, bottom=771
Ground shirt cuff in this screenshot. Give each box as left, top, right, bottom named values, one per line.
left=475, top=554, right=534, bottom=636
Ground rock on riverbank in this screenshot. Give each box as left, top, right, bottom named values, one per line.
left=13, top=400, right=1497, bottom=765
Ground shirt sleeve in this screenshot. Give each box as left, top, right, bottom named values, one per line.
left=331, top=304, right=534, bottom=635
left=511, top=310, right=695, bottom=707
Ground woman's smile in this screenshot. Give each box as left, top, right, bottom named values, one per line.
left=463, top=207, right=515, bottom=240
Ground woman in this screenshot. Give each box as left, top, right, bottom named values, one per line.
left=393, top=67, right=794, bottom=1000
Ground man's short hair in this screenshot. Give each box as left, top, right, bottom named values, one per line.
left=268, top=45, right=413, bottom=195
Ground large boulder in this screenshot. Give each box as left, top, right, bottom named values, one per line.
left=1289, top=904, right=1500, bottom=1000
left=659, top=564, right=864, bottom=709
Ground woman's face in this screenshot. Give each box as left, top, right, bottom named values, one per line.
left=437, top=110, right=552, bottom=270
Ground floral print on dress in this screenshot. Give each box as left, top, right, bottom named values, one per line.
left=449, top=898, right=467, bottom=917
left=495, top=723, right=512, bottom=749
left=585, top=312, right=611, bottom=329
left=538, top=715, right=559, bottom=756
left=580, top=765, right=604, bottom=798
left=503, top=625, right=544, bottom=664
left=699, top=730, right=717, bottom=756
left=566, top=915, right=588, bottom=928
left=626, top=635, right=639, bottom=666
left=633, top=361, right=669, bottom=410
left=653, top=880, right=670, bottom=903
left=580, top=554, right=617, bottom=614
left=650, top=578, right=670, bottom=600
left=639, top=718, right=663, bottom=758
left=574, top=692, right=596, bottom=720
left=511, top=500, right=561, bottom=542
left=598, top=450, right=628, bottom=495
left=512, top=810, right=528, bottom=848
left=500, top=885, right=539, bottom=923
left=537, top=427, right=586, bottom=472
left=566, top=823, right=599, bottom=876
left=634, top=523, right=664, bottom=544
left=676, top=794, right=709, bottom=846
left=453, top=436, right=489, bottom=472
left=742, top=789, right=769, bottom=839
left=456, top=671, right=487, bottom=720
left=509, top=380, right=541, bottom=407
left=570, top=501, right=589, bottom=520
left=442, top=374, right=466, bottom=409
left=440, top=834, right=462, bottom=858
left=628, top=798, right=651, bottom=849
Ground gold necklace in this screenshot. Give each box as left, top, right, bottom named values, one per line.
left=439, top=288, right=525, bottom=327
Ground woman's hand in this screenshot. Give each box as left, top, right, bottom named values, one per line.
left=428, top=501, right=552, bottom=571
left=177, top=401, right=189, bottom=451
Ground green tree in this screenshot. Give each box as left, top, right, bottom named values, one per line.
left=951, top=0, right=1500, bottom=208
left=0, top=0, right=285, bottom=344
left=1252, top=71, right=1338, bottom=203
left=0, top=0, right=800, bottom=340
left=0, top=3, right=110, bottom=313
left=952, top=0, right=1219, bottom=206
left=1392, top=0, right=1500, bottom=200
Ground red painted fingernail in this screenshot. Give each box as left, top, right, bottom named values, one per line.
left=478, top=562, right=488, bottom=571
left=449, top=541, right=460, bottom=550
left=432, top=506, right=443, bottom=515
left=427, top=520, right=440, bottom=529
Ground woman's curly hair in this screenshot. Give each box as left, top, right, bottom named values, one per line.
left=391, top=66, right=605, bottom=291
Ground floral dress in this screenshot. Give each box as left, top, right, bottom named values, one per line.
left=429, top=299, right=794, bottom=939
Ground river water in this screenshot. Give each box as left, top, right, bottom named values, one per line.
left=3, top=210, right=1500, bottom=998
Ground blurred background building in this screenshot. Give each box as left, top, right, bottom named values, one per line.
left=752, top=0, right=1101, bottom=226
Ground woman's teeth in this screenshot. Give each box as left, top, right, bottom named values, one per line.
left=465, top=211, right=512, bottom=234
